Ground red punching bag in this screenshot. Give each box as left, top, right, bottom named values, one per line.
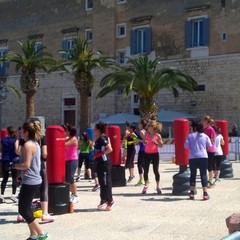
left=46, top=125, right=66, bottom=184
left=1, top=128, right=7, bottom=138
left=174, top=119, right=189, bottom=166
left=215, top=120, right=229, bottom=155
left=106, top=126, right=121, bottom=166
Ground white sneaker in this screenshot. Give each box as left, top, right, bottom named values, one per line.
left=11, top=194, right=18, bottom=203
left=0, top=195, right=5, bottom=203
left=70, top=195, right=79, bottom=204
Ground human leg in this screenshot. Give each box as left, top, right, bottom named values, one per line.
left=136, top=151, right=144, bottom=185
left=207, top=152, right=215, bottom=186
left=214, top=155, right=223, bottom=180
left=1, top=161, right=10, bottom=198
left=19, top=184, right=45, bottom=237
left=189, top=159, right=198, bottom=198
left=199, top=158, right=209, bottom=200
left=151, top=153, right=161, bottom=193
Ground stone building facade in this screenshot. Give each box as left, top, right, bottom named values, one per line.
left=0, top=0, right=240, bottom=131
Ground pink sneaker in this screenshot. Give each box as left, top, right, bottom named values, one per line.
left=105, top=200, right=116, bottom=211
left=41, top=214, right=54, bottom=222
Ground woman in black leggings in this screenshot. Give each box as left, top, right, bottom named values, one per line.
left=0, top=126, right=19, bottom=203
left=13, top=122, right=49, bottom=240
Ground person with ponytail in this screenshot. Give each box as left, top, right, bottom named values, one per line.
left=12, top=122, right=49, bottom=240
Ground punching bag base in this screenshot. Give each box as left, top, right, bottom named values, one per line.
left=111, top=165, right=126, bottom=187
left=48, top=183, right=69, bottom=215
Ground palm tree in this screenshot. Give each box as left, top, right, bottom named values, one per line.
left=97, top=55, right=197, bottom=120
left=59, top=38, right=113, bottom=131
left=6, top=40, right=56, bottom=118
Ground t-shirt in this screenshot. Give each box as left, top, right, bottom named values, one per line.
left=94, top=135, right=108, bottom=161
left=204, top=126, right=216, bottom=153
left=1, top=136, right=18, bottom=162
left=215, top=134, right=224, bottom=156
left=185, top=132, right=212, bottom=159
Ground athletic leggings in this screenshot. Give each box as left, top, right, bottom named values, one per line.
left=143, top=152, right=160, bottom=182
left=1, top=161, right=18, bottom=195
left=207, top=152, right=215, bottom=172
left=189, top=158, right=208, bottom=187
left=18, top=184, right=41, bottom=224
left=137, top=151, right=145, bottom=175
left=213, top=155, right=223, bottom=171
left=96, top=158, right=113, bottom=202
left=39, top=168, right=48, bottom=202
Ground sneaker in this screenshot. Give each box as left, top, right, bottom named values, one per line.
left=0, top=195, right=5, bottom=203
left=215, top=178, right=221, bottom=183
left=92, top=184, right=100, bottom=191
left=97, top=200, right=108, bottom=210
left=70, top=195, right=79, bottom=204
left=105, top=200, right=116, bottom=211
left=208, top=179, right=215, bottom=188
left=156, top=188, right=162, bottom=195
left=75, top=176, right=80, bottom=182
left=142, top=185, right=148, bottom=194
left=42, top=214, right=54, bottom=222
left=37, top=232, right=50, bottom=240
left=127, top=176, right=134, bottom=183
left=189, top=191, right=195, bottom=200
left=135, top=180, right=144, bottom=186
left=26, top=236, right=38, bottom=240
left=11, top=194, right=18, bottom=203
left=17, top=214, right=25, bottom=222
left=203, top=192, right=210, bottom=201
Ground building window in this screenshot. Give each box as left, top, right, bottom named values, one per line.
left=118, top=87, right=124, bottom=95
left=117, top=23, right=126, bottom=38
left=221, top=32, right=227, bottom=41
left=117, top=51, right=126, bottom=65
left=34, top=41, right=42, bottom=53
left=185, top=17, right=210, bottom=48
left=85, top=0, right=93, bottom=11
left=130, top=27, right=152, bottom=55
left=0, top=49, right=9, bottom=77
left=194, top=84, right=205, bottom=91
left=85, top=28, right=93, bottom=42
left=117, top=0, right=127, bottom=4
left=62, top=96, right=77, bottom=127
left=62, top=37, right=75, bottom=59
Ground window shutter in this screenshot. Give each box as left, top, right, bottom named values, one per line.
left=203, top=18, right=210, bottom=46
left=0, top=50, right=9, bottom=77
left=130, top=30, right=137, bottom=55
left=185, top=20, right=192, bottom=48
left=144, top=27, right=152, bottom=53
left=61, top=39, right=68, bottom=59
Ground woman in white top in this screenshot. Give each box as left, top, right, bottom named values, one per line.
left=213, top=126, right=224, bottom=182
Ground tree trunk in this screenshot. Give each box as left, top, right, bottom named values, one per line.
left=139, top=98, right=158, bottom=121
left=26, top=93, right=35, bottom=119
left=79, top=91, right=89, bottom=132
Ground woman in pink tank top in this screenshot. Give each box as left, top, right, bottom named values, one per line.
left=142, top=120, right=163, bottom=195
left=64, top=124, right=79, bottom=204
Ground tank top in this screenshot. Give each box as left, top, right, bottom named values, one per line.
left=1, top=136, right=18, bottom=162
left=65, top=144, right=78, bottom=161
left=145, top=133, right=159, bottom=154
left=80, top=141, right=90, bottom=153
left=136, top=133, right=145, bottom=152
left=21, top=141, right=42, bottom=185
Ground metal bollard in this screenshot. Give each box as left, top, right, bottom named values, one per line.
left=221, top=231, right=240, bottom=240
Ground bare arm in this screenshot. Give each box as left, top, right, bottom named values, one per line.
left=41, top=145, right=47, bottom=159
left=65, top=137, right=78, bottom=146
left=14, top=141, right=35, bottom=170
